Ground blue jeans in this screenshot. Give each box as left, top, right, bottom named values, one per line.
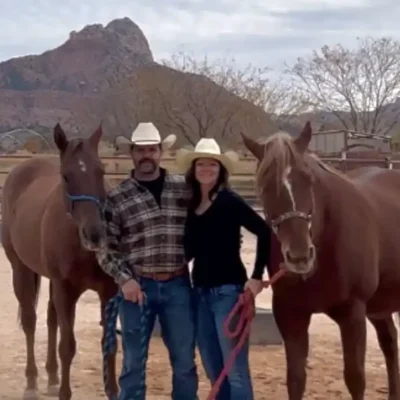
left=118, top=275, right=198, bottom=400
left=194, top=284, right=254, bottom=400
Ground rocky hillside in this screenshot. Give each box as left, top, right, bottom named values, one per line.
left=0, top=18, right=152, bottom=94
left=0, top=17, right=153, bottom=136
left=0, top=17, right=278, bottom=149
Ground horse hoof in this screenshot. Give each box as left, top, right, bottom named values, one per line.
left=47, top=385, right=59, bottom=396
left=23, top=388, right=39, bottom=400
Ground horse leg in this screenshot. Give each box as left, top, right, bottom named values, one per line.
left=46, top=281, right=60, bottom=396
left=368, top=315, right=400, bottom=400
left=10, top=258, right=41, bottom=400
left=273, top=300, right=312, bottom=400
left=328, top=301, right=367, bottom=400
left=99, top=288, right=119, bottom=399
left=52, top=279, right=81, bottom=400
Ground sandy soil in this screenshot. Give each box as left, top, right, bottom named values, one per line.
left=0, top=231, right=390, bottom=399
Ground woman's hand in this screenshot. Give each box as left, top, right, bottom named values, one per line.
left=244, top=278, right=264, bottom=297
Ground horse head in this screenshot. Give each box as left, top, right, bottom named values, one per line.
left=241, top=122, right=318, bottom=276
left=53, top=123, right=106, bottom=251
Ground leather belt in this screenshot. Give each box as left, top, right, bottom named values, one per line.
left=134, top=266, right=187, bottom=281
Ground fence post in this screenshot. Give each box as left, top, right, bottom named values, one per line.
left=385, top=157, right=393, bottom=170
left=340, top=151, right=347, bottom=172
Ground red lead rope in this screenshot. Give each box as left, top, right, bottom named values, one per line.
left=206, top=268, right=287, bottom=400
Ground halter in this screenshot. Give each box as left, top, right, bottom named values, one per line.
left=66, top=194, right=104, bottom=214
left=266, top=189, right=315, bottom=234
left=270, top=210, right=312, bottom=231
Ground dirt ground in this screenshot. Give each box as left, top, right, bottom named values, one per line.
left=0, top=231, right=390, bottom=399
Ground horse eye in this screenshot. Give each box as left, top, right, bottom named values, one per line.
left=62, top=175, right=68, bottom=183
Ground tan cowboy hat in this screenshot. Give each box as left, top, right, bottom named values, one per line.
left=176, top=138, right=239, bottom=174
left=115, top=122, right=177, bottom=153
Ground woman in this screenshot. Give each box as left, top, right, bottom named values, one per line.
left=176, top=138, right=272, bottom=400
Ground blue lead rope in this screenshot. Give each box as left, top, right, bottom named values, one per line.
left=103, top=294, right=122, bottom=400
left=102, top=293, right=151, bottom=400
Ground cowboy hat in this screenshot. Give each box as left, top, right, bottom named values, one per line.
left=176, top=138, right=239, bottom=175
left=115, top=122, right=177, bottom=153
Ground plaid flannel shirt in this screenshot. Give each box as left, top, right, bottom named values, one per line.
left=96, top=171, right=191, bottom=285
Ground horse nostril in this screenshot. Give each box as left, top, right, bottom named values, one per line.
left=82, top=228, right=101, bottom=245
left=90, top=231, right=100, bottom=245
left=309, top=246, right=315, bottom=259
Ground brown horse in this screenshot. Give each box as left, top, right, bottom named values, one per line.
left=1, top=124, right=118, bottom=400
left=242, top=122, right=400, bottom=400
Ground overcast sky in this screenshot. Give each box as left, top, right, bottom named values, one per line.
left=1, top=0, right=399, bottom=71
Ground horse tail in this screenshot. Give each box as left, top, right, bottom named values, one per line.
left=17, top=272, right=41, bottom=326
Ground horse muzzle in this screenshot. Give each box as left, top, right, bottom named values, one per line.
left=80, top=225, right=105, bottom=251
left=283, top=245, right=316, bottom=275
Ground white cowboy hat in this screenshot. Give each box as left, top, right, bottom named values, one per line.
left=176, top=138, right=239, bottom=174
left=115, top=122, right=177, bottom=153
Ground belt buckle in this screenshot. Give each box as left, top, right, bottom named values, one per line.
left=151, top=271, right=161, bottom=280
left=160, top=271, right=172, bottom=280
left=148, top=271, right=168, bottom=281
left=141, top=268, right=183, bottom=281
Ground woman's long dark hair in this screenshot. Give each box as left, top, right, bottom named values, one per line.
left=185, top=159, right=229, bottom=211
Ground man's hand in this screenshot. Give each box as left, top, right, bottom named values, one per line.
left=121, top=279, right=145, bottom=305
left=245, top=278, right=264, bottom=298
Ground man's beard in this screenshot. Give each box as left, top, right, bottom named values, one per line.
left=138, top=159, right=157, bottom=174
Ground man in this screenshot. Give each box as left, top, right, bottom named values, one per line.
left=96, top=122, right=198, bottom=400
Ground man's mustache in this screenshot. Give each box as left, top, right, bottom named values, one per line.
left=139, top=159, right=155, bottom=165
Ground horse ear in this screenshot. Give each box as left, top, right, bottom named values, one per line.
left=240, top=132, right=264, bottom=160
left=293, top=121, right=312, bottom=154
left=53, top=123, right=68, bottom=153
left=88, top=122, right=103, bottom=150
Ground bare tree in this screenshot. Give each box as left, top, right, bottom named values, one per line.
left=161, top=51, right=308, bottom=126
left=155, top=76, right=243, bottom=145
left=100, top=61, right=279, bottom=147
left=285, top=37, right=400, bottom=136
left=135, top=64, right=260, bottom=146
left=104, top=83, right=141, bottom=136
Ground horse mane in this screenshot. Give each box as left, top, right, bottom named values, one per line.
left=256, top=131, right=350, bottom=195
left=307, top=152, right=350, bottom=181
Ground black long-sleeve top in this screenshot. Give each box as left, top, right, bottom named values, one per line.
left=184, top=188, right=272, bottom=288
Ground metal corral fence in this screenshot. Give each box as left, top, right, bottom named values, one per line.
left=319, top=156, right=398, bottom=171
left=0, top=154, right=399, bottom=211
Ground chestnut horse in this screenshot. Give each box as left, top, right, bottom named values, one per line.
left=1, top=124, right=118, bottom=400
left=242, top=122, right=400, bottom=400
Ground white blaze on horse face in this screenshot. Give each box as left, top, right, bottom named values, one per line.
left=78, top=159, right=87, bottom=173
left=282, top=166, right=312, bottom=230
left=282, top=166, right=296, bottom=210
left=280, top=165, right=315, bottom=276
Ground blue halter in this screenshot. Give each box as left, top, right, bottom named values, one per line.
left=67, top=194, right=102, bottom=208
left=66, top=194, right=104, bottom=215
